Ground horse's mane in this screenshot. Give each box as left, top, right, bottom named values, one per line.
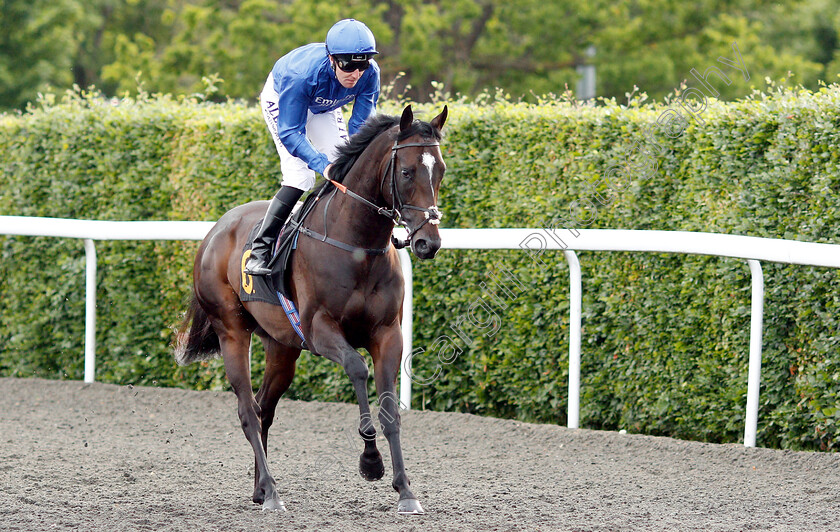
left=309, top=112, right=443, bottom=198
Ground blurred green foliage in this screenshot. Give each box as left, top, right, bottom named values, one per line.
left=2, top=0, right=840, bottom=110
left=1, top=83, right=840, bottom=451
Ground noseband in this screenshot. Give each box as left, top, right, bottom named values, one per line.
left=326, top=138, right=443, bottom=250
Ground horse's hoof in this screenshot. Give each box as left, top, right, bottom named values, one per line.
left=359, top=452, right=385, bottom=481
left=397, top=498, right=424, bottom=515
left=261, top=498, right=287, bottom=512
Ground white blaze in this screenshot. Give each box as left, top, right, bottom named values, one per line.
left=422, top=152, right=436, bottom=178
left=422, top=152, right=437, bottom=203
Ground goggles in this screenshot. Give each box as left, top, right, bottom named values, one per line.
left=333, top=54, right=372, bottom=73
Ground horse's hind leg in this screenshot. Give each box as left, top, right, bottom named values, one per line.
left=252, top=334, right=300, bottom=505
left=217, top=326, right=285, bottom=511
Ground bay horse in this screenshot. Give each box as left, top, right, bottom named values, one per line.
left=175, top=105, right=447, bottom=515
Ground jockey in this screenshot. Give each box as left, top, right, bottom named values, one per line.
left=245, top=18, right=381, bottom=276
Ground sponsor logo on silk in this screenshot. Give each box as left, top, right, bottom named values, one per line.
left=314, top=95, right=355, bottom=107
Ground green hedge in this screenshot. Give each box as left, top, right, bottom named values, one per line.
left=1, top=86, right=839, bottom=451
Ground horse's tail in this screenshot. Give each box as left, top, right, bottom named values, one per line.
left=174, top=293, right=220, bottom=366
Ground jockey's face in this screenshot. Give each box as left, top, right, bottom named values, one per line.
left=331, top=57, right=365, bottom=88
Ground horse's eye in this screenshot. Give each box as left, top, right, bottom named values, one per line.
left=401, top=169, right=412, bottom=179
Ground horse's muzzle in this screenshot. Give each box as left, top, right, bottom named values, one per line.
left=411, top=235, right=441, bottom=259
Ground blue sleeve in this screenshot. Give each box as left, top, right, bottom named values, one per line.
left=348, top=69, right=380, bottom=136
left=274, top=76, right=330, bottom=175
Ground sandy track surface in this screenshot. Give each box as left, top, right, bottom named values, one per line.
left=1, top=377, right=838, bottom=531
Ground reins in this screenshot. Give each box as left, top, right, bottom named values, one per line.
left=282, top=182, right=390, bottom=257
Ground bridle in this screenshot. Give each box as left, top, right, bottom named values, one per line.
left=324, top=138, right=443, bottom=251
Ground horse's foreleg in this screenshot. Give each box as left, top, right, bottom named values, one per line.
left=371, top=326, right=424, bottom=515
left=252, top=335, right=300, bottom=504
left=339, top=348, right=387, bottom=482
left=347, top=352, right=386, bottom=483
left=308, top=316, right=385, bottom=483
left=220, top=333, right=285, bottom=511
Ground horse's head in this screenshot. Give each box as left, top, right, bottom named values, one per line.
left=388, top=105, right=448, bottom=259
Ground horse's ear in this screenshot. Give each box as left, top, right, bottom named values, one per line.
left=430, top=105, right=448, bottom=132
left=400, top=105, right=414, bottom=132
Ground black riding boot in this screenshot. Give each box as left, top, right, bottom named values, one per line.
left=244, top=186, right=304, bottom=276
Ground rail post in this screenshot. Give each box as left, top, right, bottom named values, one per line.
left=744, top=259, right=765, bottom=447
left=564, top=250, right=582, bottom=429
left=83, top=239, right=97, bottom=383
left=398, top=248, right=413, bottom=410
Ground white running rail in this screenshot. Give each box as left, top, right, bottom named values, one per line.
left=3, top=216, right=840, bottom=448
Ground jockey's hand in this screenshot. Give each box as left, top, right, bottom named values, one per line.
left=324, top=164, right=333, bottom=181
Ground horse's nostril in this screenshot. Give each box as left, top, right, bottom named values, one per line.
left=415, top=239, right=429, bottom=255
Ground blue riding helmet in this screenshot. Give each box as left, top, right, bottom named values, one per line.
left=325, top=19, right=378, bottom=57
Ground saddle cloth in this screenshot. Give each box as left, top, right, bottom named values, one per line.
left=239, top=200, right=311, bottom=344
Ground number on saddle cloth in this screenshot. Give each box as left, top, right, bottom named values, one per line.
left=238, top=201, right=309, bottom=346
left=239, top=199, right=309, bottom=305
